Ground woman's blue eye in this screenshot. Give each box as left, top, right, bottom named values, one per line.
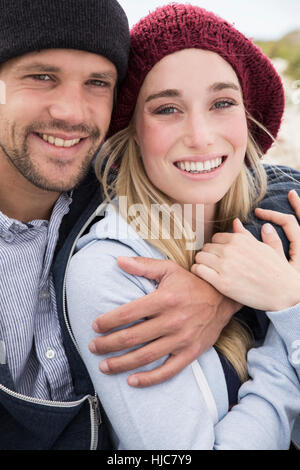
left=156, top=106, right=178, bottom=115
left=214, top=100, right=235, bottom=109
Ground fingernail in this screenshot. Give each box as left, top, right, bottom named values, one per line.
left=99, top=360, right=110, bottom=373
left=263, top=223, right=274, bottom=234
left=89, top=341, right=97, bottom=353
left=128, top=376, right=139, bottom=387
left=92, top=321, right=100, bottom=333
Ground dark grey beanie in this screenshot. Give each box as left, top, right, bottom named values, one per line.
left=0, top=0, right=130, bottom=82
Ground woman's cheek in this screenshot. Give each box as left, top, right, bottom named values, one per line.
left=137, top=119, right=174, bottom=161
left=228, top=113, right=248, bottom=149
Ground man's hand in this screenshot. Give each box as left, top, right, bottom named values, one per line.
left=90, top=256, right=241, bottom=387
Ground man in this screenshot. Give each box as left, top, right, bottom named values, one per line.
left=0, top=0, right=299, bottom=450
left=0, top=0, right=130, bottom=450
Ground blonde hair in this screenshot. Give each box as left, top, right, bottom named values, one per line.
left=95, top=115, right=270, bottom=382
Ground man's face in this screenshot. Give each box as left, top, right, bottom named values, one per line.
left=0, top=49, right=117, bottom=192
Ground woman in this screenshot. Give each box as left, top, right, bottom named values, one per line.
left=66, top=4, right=300, bottom=449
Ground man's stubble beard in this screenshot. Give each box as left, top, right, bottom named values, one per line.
left=0, top=122, right=102, bottom=192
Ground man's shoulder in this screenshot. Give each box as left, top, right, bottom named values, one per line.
left=244, top=163, right=300, bottom=259
left=259, top=164, right=300, bottom=212
left=72, top=168, right=102, bottom=204
left=263, top=164, right=300, bottom=186
left=54, top=169, right=103, bottom=259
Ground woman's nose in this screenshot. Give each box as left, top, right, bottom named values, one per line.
left=183, top=112, right=214, bottom=149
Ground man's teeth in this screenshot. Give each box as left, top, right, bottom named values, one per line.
left=40, top=134, right=81, bottom=148
left=176, top=157, right=223, bottom=173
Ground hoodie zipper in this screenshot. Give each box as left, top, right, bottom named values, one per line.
left=61, top=200, right=108, bottom=450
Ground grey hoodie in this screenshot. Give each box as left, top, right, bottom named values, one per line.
left=66, top=200, right=300, bottom=450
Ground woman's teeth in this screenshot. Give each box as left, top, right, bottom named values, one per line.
left=39, top=134, right=82, bottom=148
left=176, top=157, right=224, bottom=173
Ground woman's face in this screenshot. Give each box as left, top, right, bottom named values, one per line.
left=134, top=48, right=248, bottom=209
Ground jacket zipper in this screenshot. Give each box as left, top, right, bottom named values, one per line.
left=0, top=384, right=99, bottom=449
left=0, top=383, right=90, bottom=408
left=90, top=395, right=101, bottom=450
left=0, top=201, right=107, bottom=450
left=61, top=200, right=108, bottom=450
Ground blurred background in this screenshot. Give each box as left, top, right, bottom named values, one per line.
left=118, top=0, right=300, bottom=169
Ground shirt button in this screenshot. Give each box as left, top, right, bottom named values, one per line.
left=10, top=223, right=22, bottom=233
left=2, top=231, right=14, bottom=243
left=46, top=349, right=56, bottom=359
left=40, top=290, right=50, bottom=300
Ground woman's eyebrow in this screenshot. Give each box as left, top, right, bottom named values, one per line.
left=145, top=89, right=181, bottom=103
left=209, top=81, right=240, bottom=92
left=144, top=82, right=240, bottom=103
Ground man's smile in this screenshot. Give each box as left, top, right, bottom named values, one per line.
left=30, top=132, right=90, bottom=158
left=37, top=132, right=88, bottom=148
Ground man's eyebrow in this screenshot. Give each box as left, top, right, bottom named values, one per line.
left=89, top=72, right=117, bottom=81
left=209, top=82, right=240, bottom=92
left=145, top=89, right=181, bottom=103
left=15, top=63, right=61, bottom=73
left=14, top=64, right=117, bottom=81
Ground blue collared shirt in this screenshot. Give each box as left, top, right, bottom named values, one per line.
left=0, top=193, right=74, bottom=401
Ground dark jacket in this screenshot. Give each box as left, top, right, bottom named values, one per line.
left=1, top=164, right=299, bottom=449
left=0, top=169, right=111, bottom=450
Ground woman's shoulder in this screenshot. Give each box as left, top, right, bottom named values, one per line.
left=68, top=200, right=164, bottom=299
left=74, top=198, right=166, bottom=262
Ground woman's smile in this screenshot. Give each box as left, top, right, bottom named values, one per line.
left=173, top=155, right=227, bottom=180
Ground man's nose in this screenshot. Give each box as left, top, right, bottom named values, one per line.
left=183, top=111, right=214, bottom=149
left=47, top=82, right=89, bottom=124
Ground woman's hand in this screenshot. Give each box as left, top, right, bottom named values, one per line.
left=191, top=190, right=300, bottom=312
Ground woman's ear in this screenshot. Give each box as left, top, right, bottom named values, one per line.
left=133, top=130, right=140, bottom=146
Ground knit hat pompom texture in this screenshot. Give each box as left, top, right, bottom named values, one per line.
left=0, top=0, right=130, bottom=82
left=110, top=3, right=284, bottom=154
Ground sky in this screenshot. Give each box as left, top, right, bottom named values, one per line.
left=118, top=0, right=300, bottom=41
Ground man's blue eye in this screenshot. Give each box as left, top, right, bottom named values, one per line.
left=31, top=74, right=51, bottom=81
left=89, top=80, right=108, bottom=87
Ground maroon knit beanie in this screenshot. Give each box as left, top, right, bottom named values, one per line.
left=109, top=3, right=285, bottom=155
